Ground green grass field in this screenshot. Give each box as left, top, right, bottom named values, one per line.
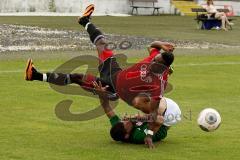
left=0, top=16, right=240, bottom=160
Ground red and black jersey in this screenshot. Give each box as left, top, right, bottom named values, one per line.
left=115, top=49, right=169, bottom=105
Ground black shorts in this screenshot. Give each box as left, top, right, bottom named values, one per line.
left=97, top=57, right=122, bottom=94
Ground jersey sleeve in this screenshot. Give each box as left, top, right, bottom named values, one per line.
left=109, top=115, right=121, bottom=127
left=152, top=125, right=168, bottom=142
left=140, top=48, right=160, bottom=63
left=130, top=128, right=147, bottom=144
left=149, top=48, right=160, bottom=56
left=130, top=125, right=168, bottom=144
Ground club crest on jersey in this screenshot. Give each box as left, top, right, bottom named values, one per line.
left=140, top=64, right=152, bottom=83
left=135, top=121, right=143, bottom=126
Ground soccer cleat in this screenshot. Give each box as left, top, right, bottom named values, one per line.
left=83, top=4, right=95, bottom=18
left=25, top=59, right=34, bottom=81
left=78, top=4, right=95, bottom=25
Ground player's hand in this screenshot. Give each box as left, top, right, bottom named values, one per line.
left=155, top=115, right=164, bottom=125
left=161, top=44, right=175, bottom=52
left=92, top=81, right=109, bottom=99
left=169, top=65, right=174, bottom=75
left=144, top=136, right=155, bottom=149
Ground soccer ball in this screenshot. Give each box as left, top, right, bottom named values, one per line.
left=197, top=108, right=221, bottom=132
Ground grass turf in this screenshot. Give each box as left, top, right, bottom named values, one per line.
left=0, top=16, right=240, bottom=160
left=0, top=16, right=240, bottom=44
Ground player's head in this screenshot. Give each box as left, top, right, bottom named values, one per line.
left=110, top=121, right=133, bottom=142
left=132, top=94, right=152, bottom=113
left=162, top=52, right=174, bottom=66
left=150, top=52, right=174, bottom=74
left=153, top=52, right=174, bottom=67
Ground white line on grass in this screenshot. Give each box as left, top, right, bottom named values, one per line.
left=175, top=62, right=240, bottom=67
left=0, top=69, right=50, bottom=73
left=1, top=62, right=240, bottom=73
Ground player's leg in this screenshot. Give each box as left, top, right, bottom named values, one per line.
left=25, top=59, right=96, bottom=89
left=78, top=4, right=114, bottom=63
left=25, top=59, right=116, bottom=96
left=77, top=5, right=121, bottom=101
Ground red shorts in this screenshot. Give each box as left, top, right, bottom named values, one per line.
left=99, top=49, right=114, bottom=63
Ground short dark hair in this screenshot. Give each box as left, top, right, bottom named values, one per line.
left=110, top=122, right=127, bottom=142
left=162, top=52, right=174, bottom=66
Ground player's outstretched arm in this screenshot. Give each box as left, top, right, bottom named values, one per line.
left=92, top=81, right=116, bottom=118
left=150, top=41, right=175, bottom=52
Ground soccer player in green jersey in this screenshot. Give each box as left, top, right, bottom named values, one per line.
left=93, top=81, right=181, bottom=148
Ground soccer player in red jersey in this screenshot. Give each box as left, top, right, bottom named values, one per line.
left=25, top=4, right=175, bottom=147
left=25, top=4, right=174, bottom=115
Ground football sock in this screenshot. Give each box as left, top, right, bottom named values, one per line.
left=32, top=68, right=43, bottom=81
left=78, top=16, right=89, bottom=27
left=42, top=73, right=47, bottom=82
left=46, top=73, right=71, bottom=85
left=79, top=16, right=104, bottom=44
left=85, top=22, right=104, bottom=44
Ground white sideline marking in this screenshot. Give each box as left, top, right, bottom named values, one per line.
left=0, top=69, right=50, bottom=73
left=175, top=62, right=240, bottom=67
left=0, top=62, right=240, bottom=73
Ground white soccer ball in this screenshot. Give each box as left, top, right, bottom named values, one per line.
left=197, top=108, right=221, bottom=132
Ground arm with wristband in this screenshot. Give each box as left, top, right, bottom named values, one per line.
left=144, top=97, right=167, bottom=148
left=144, top=114, right=164, bottom=149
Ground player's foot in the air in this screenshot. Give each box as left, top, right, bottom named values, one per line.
left=25, top=59, right=37, bottom=81
left=82, top=4, right=95, bottom=18
left=78, top=4, right=95, bottom=26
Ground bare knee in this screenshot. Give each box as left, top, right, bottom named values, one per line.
left=96, top=38, right=107, bottom=53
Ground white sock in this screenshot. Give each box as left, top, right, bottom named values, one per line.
left=66, top=74, right=71, bottom=84
left=85, top=22, right=91, bottom=30
left=43, top=73, right=47, bottom=82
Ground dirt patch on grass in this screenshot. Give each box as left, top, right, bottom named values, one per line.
left=1, top=24, right=240, bottom=53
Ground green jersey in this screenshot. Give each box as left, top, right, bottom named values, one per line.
left=110, top=115, right=168, bottom=144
